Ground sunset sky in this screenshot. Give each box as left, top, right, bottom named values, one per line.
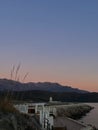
left=0, top=0, right=98, bottom=92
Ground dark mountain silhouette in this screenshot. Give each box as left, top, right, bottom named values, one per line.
left=0, top=79, right=98, bottom=102
left=0, top=78, right=88, bottom=93
left=0, top=90, right=98, bottom=102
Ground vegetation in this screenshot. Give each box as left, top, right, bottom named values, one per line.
left=0, top=99, right=36, bottom=130
left=0, top=98, right=18, bottom=113
left=1, top=90, right=98, bottom=102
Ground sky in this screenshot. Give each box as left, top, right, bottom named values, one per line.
left=0, top=0, right=98, bottom=92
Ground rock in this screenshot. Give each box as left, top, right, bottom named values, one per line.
left=0, top=112, right=35, bottom=130
left=57, top=104, right=93, bottom=119
left=10, top=114, right=17, bottom=130
left=0, top=117, right=14, bottom=130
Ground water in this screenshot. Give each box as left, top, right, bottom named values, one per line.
left=78, top=103, right=98, bottom=128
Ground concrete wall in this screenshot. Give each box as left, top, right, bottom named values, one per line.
left=15, top=104, right=28, bottom=114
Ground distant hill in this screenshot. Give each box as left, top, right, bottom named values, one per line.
left=0, top=78, right=88, bottom=93
left=1, top=79, right=98, bottom=102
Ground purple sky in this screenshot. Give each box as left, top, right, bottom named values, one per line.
left=0, top=0, right=98, bottom=92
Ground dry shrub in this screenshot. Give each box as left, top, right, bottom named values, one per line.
left=0, top=98, right=18, bottom=113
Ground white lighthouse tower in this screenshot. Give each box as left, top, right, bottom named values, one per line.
left=49, top=97, right=53, bottom=102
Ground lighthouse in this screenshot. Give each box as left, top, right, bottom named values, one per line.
left=49, top=97, right=53, bottom=102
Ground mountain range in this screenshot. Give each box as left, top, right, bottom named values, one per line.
left=1, top=79, right=98, bottom=102
left=0, top=78, right=88, bottom=93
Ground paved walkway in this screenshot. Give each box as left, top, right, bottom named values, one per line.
left=54, top=117, right=87, bottom=130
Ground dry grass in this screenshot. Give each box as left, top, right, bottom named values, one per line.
left=0, top=98, right=18, bottom=113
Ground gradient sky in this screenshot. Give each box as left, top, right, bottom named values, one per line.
left=0, top=0, right=98, bottom=92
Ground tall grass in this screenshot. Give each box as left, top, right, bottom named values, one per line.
left=0, top=98, right=18, bottom=113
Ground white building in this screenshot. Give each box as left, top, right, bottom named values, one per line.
left=14, top=98, right=94, bottom=130
left=14, top=102, right=54, bottom=130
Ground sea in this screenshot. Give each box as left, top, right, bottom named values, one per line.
left=78, top=103, right=98, bottom=128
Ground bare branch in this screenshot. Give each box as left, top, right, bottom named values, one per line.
left=22, top=72, right=29, bottom=82
left=10, top=65, right=15, bottom=80
left=15, top=63, right=21, bottom=81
